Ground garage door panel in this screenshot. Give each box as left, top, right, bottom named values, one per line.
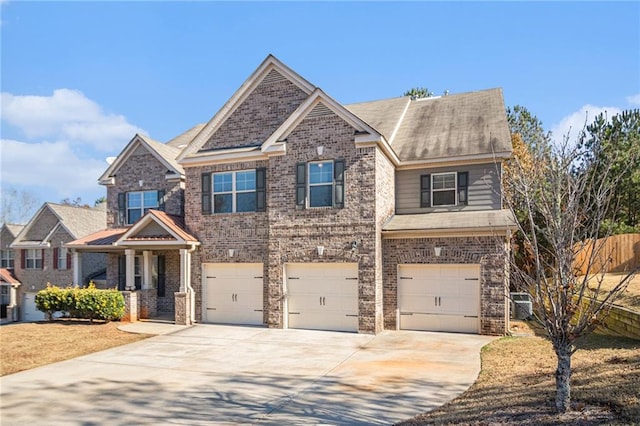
left=401, top=313, right=477, bottom=333
left=286, top=263, right=358, bottom=332
left=204, top=263, right=263, bottom=326
left=398, top=264, right=480, bottom=334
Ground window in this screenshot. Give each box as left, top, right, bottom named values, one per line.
left=1, top=284, right=9, bottom=306
left=118, top=190, right=165, bottom=225
left=308, top=161, right=334, bottom=207
left=0, top=250, right=14, bottom=269
left=202, top=168, right=266, bottom=214
left=56, top=247, right=68, bottom=270
left=25, top=249, right=43, bottom=269
left=296, top=160, right=345, bottom=209
left=420, top=171, right=468, bottom=208
left=432, top=172, right=457, bottom=206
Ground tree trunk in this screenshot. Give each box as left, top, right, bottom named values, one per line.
left=555, top=344, right=572, bottom=413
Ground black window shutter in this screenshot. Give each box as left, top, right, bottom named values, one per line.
left=53, top=248, right=59, bottom=270
left=66, top=251, right=72, bottom=270
left=420, top=174, right=431, bottom=207
left=458, top=172, right=469, bottom=205
left=117, top=255, right=126, bottom=291
left=334, top=159, right=345, bottom=209
left=118, top=193, right=126, bottom=225
left=20, top=250, right=25, bottom=269
left=41, top=249, right=45, bottom=269
left=256, top=167, right=266, bottom=212
left=296, top=163, right=306, bottom=208
left=157, top=255, right=166, bottom=298
left=157, top=190, right=166, bottom=211
left=201, top=173, right=212, bottom=215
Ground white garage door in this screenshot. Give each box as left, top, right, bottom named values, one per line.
left=203, top=263, right=264, bottom=326
left=398, top=264, right=480, bottom=334
left=22, top=292, right=45, bottom=322
left=286, top=263, right=358, bottom=332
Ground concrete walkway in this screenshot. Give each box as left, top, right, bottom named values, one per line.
left=0, top=324, right=495, bottom=425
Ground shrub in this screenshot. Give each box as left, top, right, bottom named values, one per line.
left=35, top=282, right=125, bottom=322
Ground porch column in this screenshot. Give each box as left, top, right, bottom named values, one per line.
left=10, top=284, right=20, bottom=321
left=10, top=284, right=18, bottom=307
left=125, top=249, right=136, bottom=291
left=179, top=248, right=189, bottom=292
left=142, top=250, right=152, bottom=290
left=72, top=250, right=82, bottom=285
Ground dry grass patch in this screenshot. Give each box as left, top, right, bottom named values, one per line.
left=585, top=273, right=640, bottom=312
left=399, top=330, right=639, bottom=425
left=0, top=320, right=151, bottom=376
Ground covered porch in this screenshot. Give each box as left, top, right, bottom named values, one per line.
left=66, top=210, right=199, bottom=325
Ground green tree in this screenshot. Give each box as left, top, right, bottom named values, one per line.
left=577, top=109, right=640, bottom=234
left=403, top=87, right=434, bottom=99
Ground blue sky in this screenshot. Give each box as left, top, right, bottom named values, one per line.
left=1, top=1, right=639, bottom=220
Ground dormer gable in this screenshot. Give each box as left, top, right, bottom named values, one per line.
left=178, top=55, right=316, bottom=161
left=99, top=134, right=183, bottom=186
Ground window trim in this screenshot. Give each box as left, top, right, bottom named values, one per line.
left=307, top=160, right=334, bottom=208
left=126, top=190, right=160, bottom=225
left=25, top=249, right=43, bottom=269
left=211, top=169, right=257, bottom=214
left=0, top=250, right=14, bottom=269
left=431, top=172, right=457, bottom=207
left=56, top=247, right=68, bottom=270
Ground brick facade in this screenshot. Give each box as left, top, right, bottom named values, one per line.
left=382, top=236, right=509, bottom=335
left=106, top=147, right=184, bottom=228
left=186, top=110, right=394, bottom=333
left=201, top=70, right=308, bottom=151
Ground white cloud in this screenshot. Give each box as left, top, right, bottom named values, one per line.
left=551, top=104, right=623, bottom=146
left=626, top=93, right=640, bottom=106
left=1, top=89, right=146, bottom=152
left=0, top=139, right=108, bottom=199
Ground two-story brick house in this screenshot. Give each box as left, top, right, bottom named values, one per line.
left=69, top=55, right=515, bottom=335
left=9, top=203, right=107, bottom=321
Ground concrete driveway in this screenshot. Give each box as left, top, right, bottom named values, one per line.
left=0, top=324, right=494, bottom=425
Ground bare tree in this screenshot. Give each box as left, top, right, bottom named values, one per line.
left=506, top=132, right=637, bottom=413
left=0, top=186, right=40, bottom=225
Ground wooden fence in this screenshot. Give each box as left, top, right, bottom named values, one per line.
left=574, top=233, right=640, bottom=275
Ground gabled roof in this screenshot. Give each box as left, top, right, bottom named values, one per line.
left=0, top=268, right=20, bottom=285
left=66, top=210, right=198, bottom=251
left=2, top=223, right=25, bottom=238
left=261, top=88, right=390, bottom=157
left=11, top=203, right=106, bottom=248
left=118, top=209, right=199, bottom=245
left=347, top=89, right=512, bottom=163
left=178, top=54, right=316, bottom=162
left=99, top=134, right=183, bottom=185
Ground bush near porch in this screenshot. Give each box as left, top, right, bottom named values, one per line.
left=35, top=283, right=125, bottom=322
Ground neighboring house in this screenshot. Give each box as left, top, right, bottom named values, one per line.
left=10, top=203, right=107, bottom=321
left=69, top=55, right=515, bottom=335
left=1, top=223, right=24, bottom=323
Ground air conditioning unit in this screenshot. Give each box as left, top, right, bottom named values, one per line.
left=510, top=292, right=533, bottom=320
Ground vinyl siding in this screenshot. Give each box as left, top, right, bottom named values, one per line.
left=395, top=162, right=502, bottom=214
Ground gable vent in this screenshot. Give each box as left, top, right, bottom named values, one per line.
left=262, top=69, right=287, bottom=85
left=307, top=102, right=333, bottom=118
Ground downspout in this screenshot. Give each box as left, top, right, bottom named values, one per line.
left=186, top=243, right=197, bottom=324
